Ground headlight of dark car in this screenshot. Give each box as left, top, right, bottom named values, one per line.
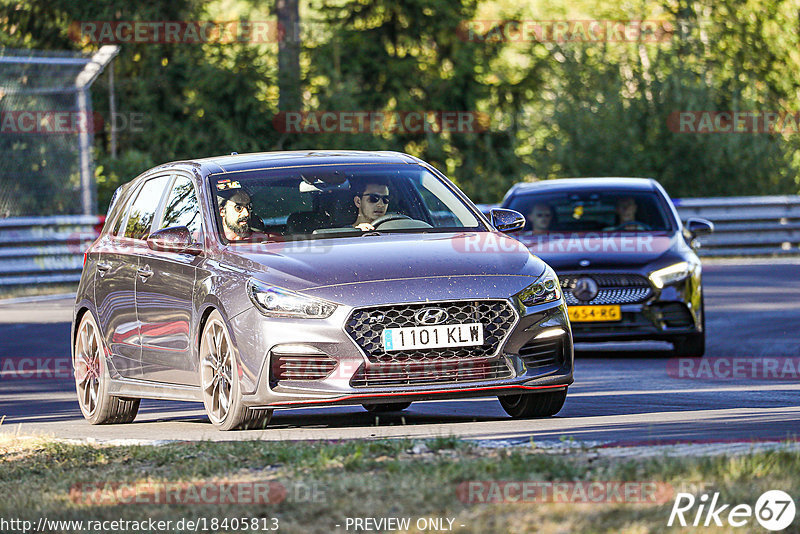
left=247, top=279, right=337, bottom=318
left=519, top=265, right=561, bottom=306
left=648, top=261, right=690, bottom=289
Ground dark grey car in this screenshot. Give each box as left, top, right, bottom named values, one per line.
left=72, top=151, right=573, bottom=430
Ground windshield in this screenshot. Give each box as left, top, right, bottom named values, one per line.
left=506, top=190, right=673, bottom=233
left=210, top=164, right=483, bottom=242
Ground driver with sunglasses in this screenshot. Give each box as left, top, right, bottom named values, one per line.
left=353, top=182, right=390, bottom=231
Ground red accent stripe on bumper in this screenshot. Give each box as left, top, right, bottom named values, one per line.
left=262, top=383, right=567, bottom=407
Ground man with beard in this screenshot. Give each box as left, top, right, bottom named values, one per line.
left=217, top=189, right=262, bottom=241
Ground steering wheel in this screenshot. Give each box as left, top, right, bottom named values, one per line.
left=605, top=221, right=651, bottom=231
left=370, top=213, right=413, bottom=228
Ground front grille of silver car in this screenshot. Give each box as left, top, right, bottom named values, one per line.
left=344, top=300, right=517, bottom=364
left=270, top=353, right=337, bottom=383
left=560, top=273, right=653, bottom=305
left=518, top=337, right=565, bottom=370
left=350, top=358, right=513, bottom=388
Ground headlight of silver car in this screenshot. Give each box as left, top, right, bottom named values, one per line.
left=247, top=279, right=337, bottom=318
left=648, top=261, right=689, bottom=289
left=519, top=265, right=561, bottom=306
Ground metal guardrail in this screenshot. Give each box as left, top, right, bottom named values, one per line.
left=480, top=196, right=800, bottom=257
left=0, top=195, right=797, bottom=288
left=673, top=196, right=800, bottom=256
left=0, top=215, right=102, bottom=287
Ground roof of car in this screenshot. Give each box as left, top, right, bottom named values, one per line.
left=506, top=177, right=658, bottom=196
left=155, top=150, right=422, bottom=176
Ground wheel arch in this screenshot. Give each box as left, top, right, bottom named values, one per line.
left=195, top=296, right=230, bottom=359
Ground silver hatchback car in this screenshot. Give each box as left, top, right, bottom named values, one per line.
left=72, top=151, right=573, bottom=430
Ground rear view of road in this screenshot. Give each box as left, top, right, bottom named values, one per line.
left=1, top=261, right=798, bottom=445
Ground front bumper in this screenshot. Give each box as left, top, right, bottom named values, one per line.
left=229, top=298, right=574, bottom=409
left=566, top=276, right=703, bottom=343
left=570, top=301, right=700, bottom=342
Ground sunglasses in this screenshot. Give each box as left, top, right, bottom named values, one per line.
left=362, top=193, right=390, bottom=205
left=232, top=203, right=253, bottom=213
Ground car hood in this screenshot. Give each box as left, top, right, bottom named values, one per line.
left=223, top=231, right=547, bottom=302
left=515, top=231, right=678, bottom=270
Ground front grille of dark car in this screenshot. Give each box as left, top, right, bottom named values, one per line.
left=560, top=273, right=653, bottom=305
left=654, top=302, right=694, bottom=328
left=518, top=337, right=565, bottom=369
left=345, top=300, right=517, bottom=364
left=350, top=358, right=513, bottom=388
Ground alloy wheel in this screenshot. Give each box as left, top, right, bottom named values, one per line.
left=74, top=317, right=102, bottom=416
left=201, top=318, right=234, bottom=425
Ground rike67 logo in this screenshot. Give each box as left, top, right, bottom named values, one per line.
left=668, top=490, right=796, bottom=531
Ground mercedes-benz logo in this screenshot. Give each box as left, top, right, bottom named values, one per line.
left=414, top=307, right=449, bottom=326
left=572, top=277, right=599, bottom=302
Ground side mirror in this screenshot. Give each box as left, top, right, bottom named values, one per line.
left=490, top=208, right=526, bottom=233
left=684, top=217, right=714, bottom=238
left=147, top=226, right=203, bottom=255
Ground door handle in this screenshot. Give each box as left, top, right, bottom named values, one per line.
left=97, top=261, right=112, bottom=277
left=137, top=265, right=154, bottom=281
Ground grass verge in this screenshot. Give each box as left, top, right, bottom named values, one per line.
left=0, top=435, right=798, bottom=533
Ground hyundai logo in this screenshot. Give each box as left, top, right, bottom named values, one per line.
left=414, top=307, right=449, bottom=326
left=572, top=277, right=599, bottom=302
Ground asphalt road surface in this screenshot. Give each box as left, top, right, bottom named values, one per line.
left=1, top=260, right=798, bottom=445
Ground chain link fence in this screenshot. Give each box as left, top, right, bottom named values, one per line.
left=0, top=47, right=117, bottom=217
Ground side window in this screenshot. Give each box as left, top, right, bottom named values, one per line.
left=110, top=205, right=126, bottom=236
left=110, top=183, right=140, bottom=236
left=124, top=176, right=171, bottom=240
left=159, top=176, right=203, bottom=240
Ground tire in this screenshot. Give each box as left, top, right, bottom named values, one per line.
left=73, top=313, right=139, bottom=424
left=673, top=291, right=706, bottom=357
left=498, top=389, right=567, bottom=418
left=672, top=332, right=705, bottom=357
left=362, top=402, right=412, bottom=413
left=200, top=310, right=272, bottom=431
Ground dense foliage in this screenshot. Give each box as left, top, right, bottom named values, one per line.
left=1, top=0, right=798, bottom=211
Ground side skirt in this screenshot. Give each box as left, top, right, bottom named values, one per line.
left=107, top=377, right=203, bottom=402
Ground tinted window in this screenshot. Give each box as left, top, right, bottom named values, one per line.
left=124, top=176, right=170, bottom=240
left=507, top=190, right=672, bottom=233
left=160, top=176, right=202, bottom=240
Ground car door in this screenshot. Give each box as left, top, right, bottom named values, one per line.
left=136, top=174, right=204, bottom=385
left=94, top=175, right=171, bottom=378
